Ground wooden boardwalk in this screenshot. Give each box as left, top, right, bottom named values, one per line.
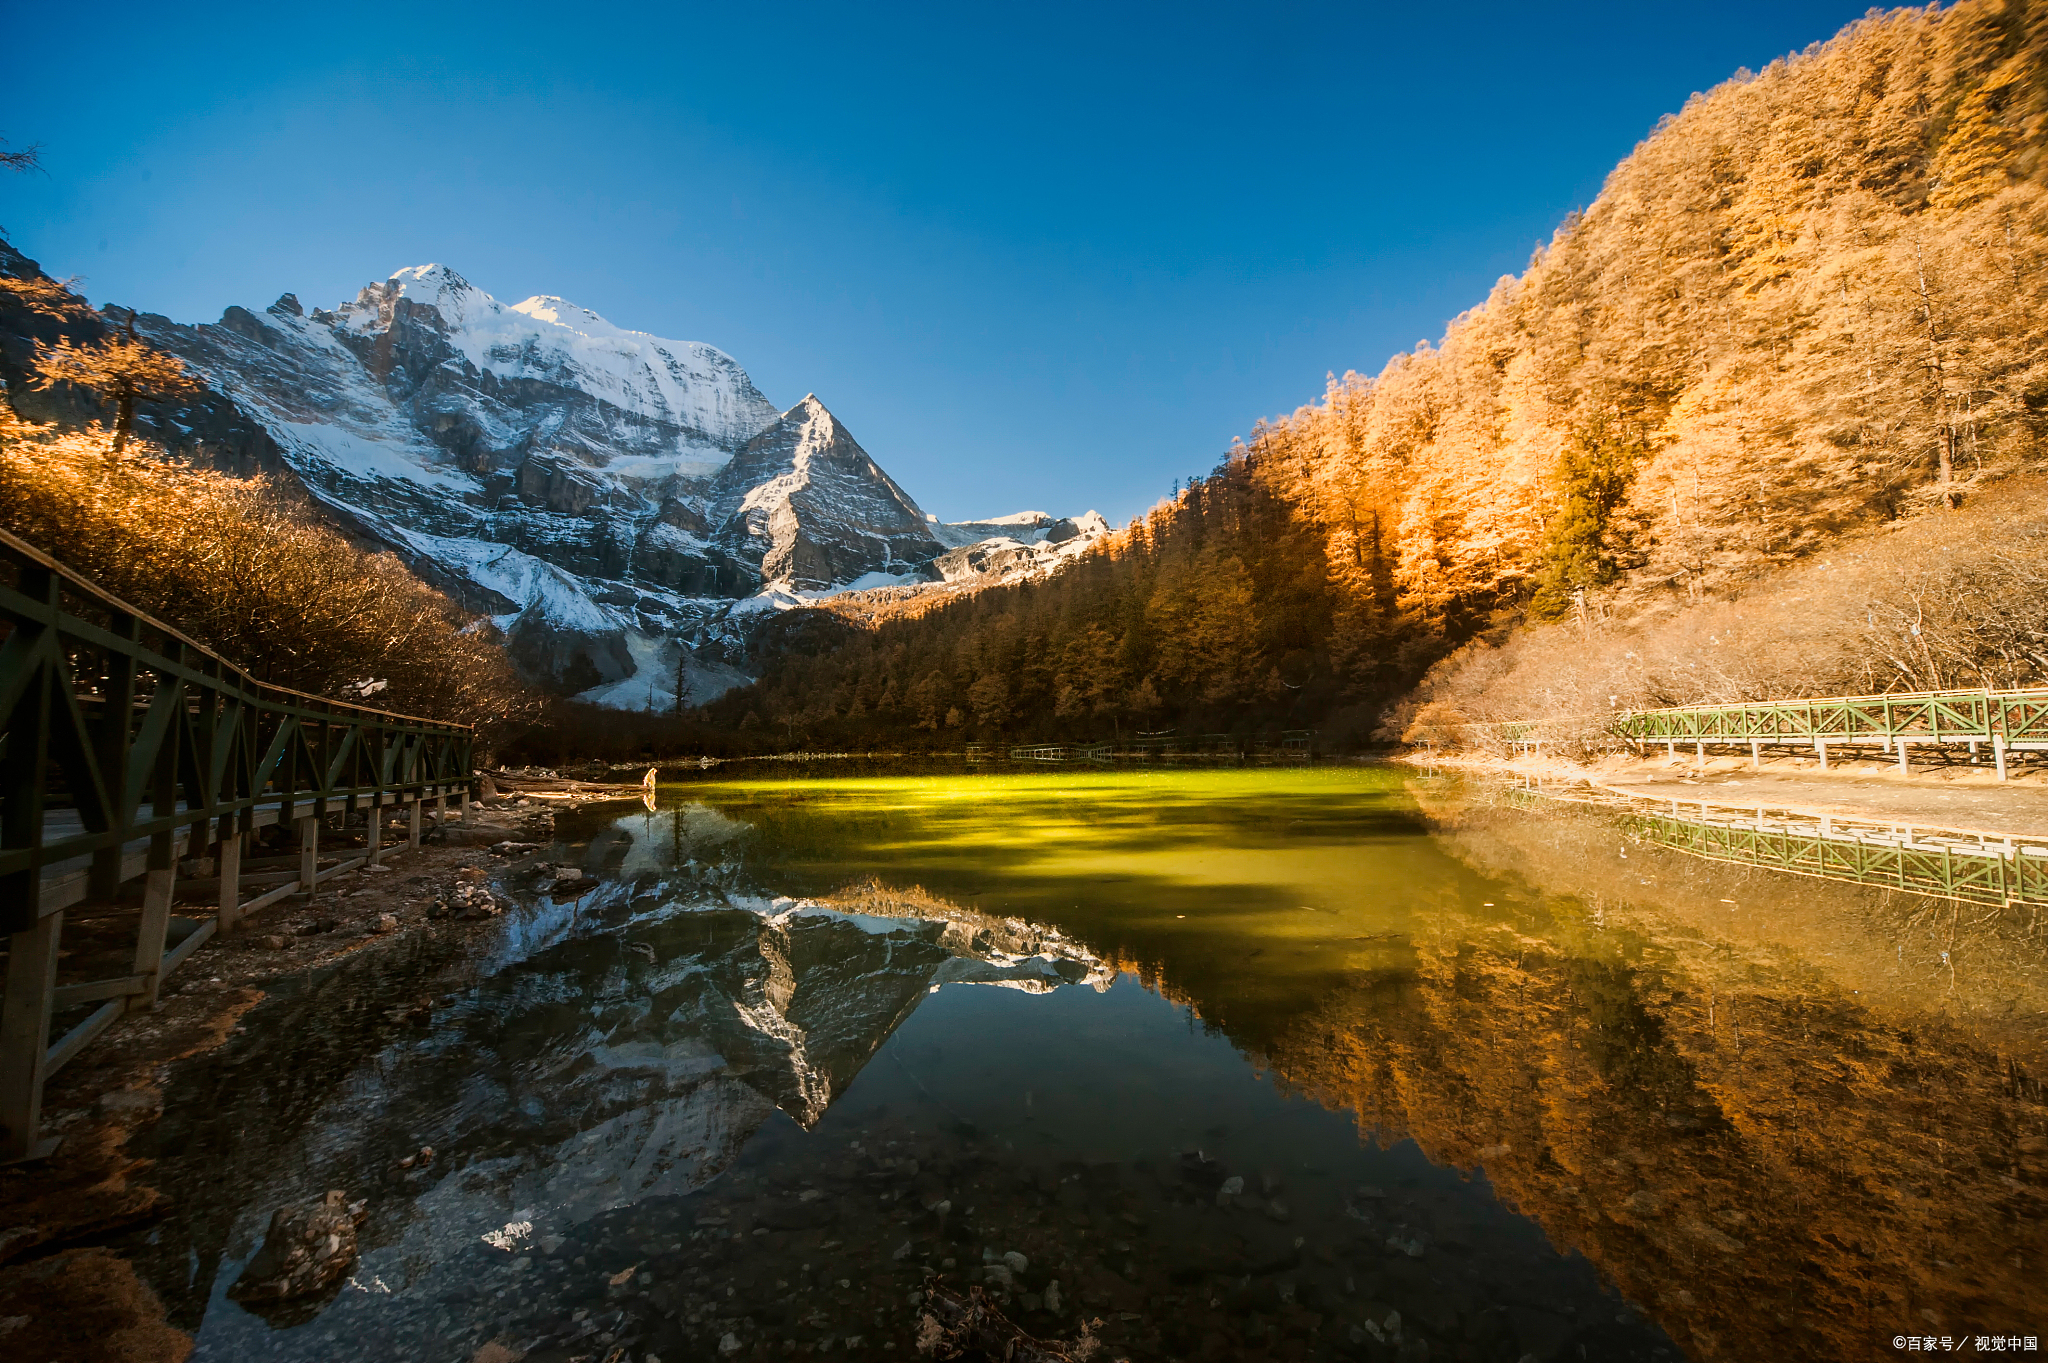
left=1615, top=687, right=2048, bottom=778
left=1008, top=743, right=1113, bottom=762
left=0, top=529, right=474, bottom=1162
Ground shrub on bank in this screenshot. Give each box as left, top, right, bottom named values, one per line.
left=0, top=409, right=534, bottom=741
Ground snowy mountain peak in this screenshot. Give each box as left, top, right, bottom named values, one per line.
left=338, top=263, right=494, bottom=334
left=390, top=261, right=478, bottom=298
left=508, top=294, right=614, bottom=332
left=784, top=396, right=861, bottom=468
left=108, top=253, right=1112, bottom=709
left=709, top=396, right=938, bottom=590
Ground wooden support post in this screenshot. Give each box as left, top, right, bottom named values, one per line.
left=216, top=829, right=242, bottom=934
left=435, top=789, right=447, bottom=827
left=1694, top=740, right=1705, bottom=768
left=1897, top=739, right=1911, bottom=776
left=1995, top=734, right=2008, bottom=781
left=458, top=788, right=469, bottom=822
left=0, top=911, right=63, bottom=1162
left=366, top=802, right=383, bottom=865
left=1750, top=739, right=1762, bottom=770
left=1816, top=740, right=1828, bottom=771
left=131, top=862, right=174, bottom=1012
left=408, top=798, right=422, bottom=850
left=297, top=816, right=319, bottom=895
left=1666, top=740, right=1676, bottom=759
left=1820, top=814, right=1832, bottom=838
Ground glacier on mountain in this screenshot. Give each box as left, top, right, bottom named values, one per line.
left=120, top=263, right=1109, bottom=707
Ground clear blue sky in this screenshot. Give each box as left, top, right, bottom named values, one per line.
left=5, top=0, right=1872, bottom=525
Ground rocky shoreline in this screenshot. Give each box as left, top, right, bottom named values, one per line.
left=0, top=771, right=646, bottom=1363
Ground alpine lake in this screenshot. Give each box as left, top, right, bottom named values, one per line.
left=120, top=764, right=2047, bottom=1363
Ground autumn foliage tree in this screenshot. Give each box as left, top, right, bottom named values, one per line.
left=29, top=315, right=198, bottom=453
left=1, top=228, right=201, bottom=454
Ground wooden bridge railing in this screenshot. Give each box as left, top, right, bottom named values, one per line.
left=1009, top=743, right=1113, bottom=762
left=1504, top=782, right=2048, bottom=907
left=1614, top=686, right=2048, bottom=778
left=0, top=527, right=474, bottom=1161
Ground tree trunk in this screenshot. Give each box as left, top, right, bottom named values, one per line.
left=113, top=378, right=134, bottom=454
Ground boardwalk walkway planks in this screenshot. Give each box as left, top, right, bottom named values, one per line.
left=0, top=528, right=474, bottom=1161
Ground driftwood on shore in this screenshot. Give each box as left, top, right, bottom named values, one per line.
left=915, top=1281, right=1100, bottom=1361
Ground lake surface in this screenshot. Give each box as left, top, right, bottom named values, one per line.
left=128, top=766, right=2048, bottom=1362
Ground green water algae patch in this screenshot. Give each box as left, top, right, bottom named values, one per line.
left=643, top=767, right=1504, bottom=1040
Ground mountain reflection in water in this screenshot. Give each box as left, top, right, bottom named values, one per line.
left=129, top=768, right=2042, bottom=1363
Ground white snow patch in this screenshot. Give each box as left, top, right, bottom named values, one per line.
left=480, top=1218, right=533, bottom=1252
left=396, top=532, right=615, bottom=629
left=641, top=521, right=709, bottom=554
left=799, top=570, right=926, bottom=597
left=573, top=632, right=676, bottom=711
left=601, top=449, right=731, bottom=485
left=730, top=585, right=811, bottom=615
left=573, top=632, right=754, bottom=711
left=275, top=421, right=478, bottom=493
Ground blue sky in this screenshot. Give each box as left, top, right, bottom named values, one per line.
left=5, top=0, right=1872, bottom=524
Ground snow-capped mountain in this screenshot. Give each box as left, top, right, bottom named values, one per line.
left=114, top=263, right=1112, bottom=705
left=930, top=508, right=1114, bottom=584
left=709, top=394, right=938, bottom=589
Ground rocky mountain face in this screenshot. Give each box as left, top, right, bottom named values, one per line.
left=0, top=247, right=1110, bottom=704
left=709, top=395, right=940, bottom=592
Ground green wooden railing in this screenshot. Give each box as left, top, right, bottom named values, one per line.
left=0, top=527, right=474, bottom=1161
left=1615, top=688, right=2048, bottom=746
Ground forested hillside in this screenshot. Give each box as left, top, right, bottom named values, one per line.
left=707, top=0, right=2048, bottom=750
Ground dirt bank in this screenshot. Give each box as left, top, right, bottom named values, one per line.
left=1408, top=748, right=2048, bottom=842
left=0, top=770, right=647, bottom=1363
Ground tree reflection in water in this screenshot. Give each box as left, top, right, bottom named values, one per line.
left=131, top=769, right=2041, bottom=1363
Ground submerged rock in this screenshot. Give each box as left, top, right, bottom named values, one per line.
left=227, top=1190, right=368, bottom=1302
left=1178, top=1151, right=1227, bottom=1190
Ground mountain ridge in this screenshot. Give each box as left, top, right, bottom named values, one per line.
left=0, top=254, right=1115, bottom=705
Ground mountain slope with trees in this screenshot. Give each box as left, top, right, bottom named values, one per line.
left=705, top=0, right=2048, bottom=751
